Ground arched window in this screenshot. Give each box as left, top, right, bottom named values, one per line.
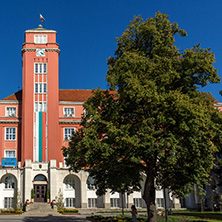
left=87, top=177, right=96, bottom=190
left=64, top=176, right=75, bottom=189
left=34, top=174, right=47, bottom=181
left=5, top=176, right=15, bottom=189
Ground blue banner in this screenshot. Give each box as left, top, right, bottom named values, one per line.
left=1, top=158, right=17, bottom=167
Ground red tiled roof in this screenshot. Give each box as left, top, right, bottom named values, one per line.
left=59, top=89, right=93, bottom=102
left=2, top=90, right=22, bottom=101
left=1, top=89, right=94, bottom=102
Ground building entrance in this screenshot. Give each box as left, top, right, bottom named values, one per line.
left=33, top=174, right=48, bottom=202
left=34, top=184, right=47, bottom=202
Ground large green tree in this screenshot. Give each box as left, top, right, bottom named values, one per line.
left=63, top=12, right=222, bottom=222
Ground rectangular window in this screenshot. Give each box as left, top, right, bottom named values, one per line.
left=39, top=102, right=42, bottom=111
left=88, top=198, right=97, bottom=208
left=35, top=102, right=38, bottom=112
left=64, top=108, right=74, bottom=117
left=34, top=35, right=47, bottom=44
left=35, top=83, right=38, bottom=93
left=39, top=83, right=42, bottom=93
left=43, top=83, right=47, bottom=93
left=35, top=83, right=47, bottom=94
left=5, top=151, right=16, bottom=158
left=6, top=107, right=16, bottom=117
left=4, top=197, right=14, bottom=208
left=34, top=63, right=47, bottom=74
left=35, top=63, right=38, bottom=73
left=110, top=198, right=120, bottom=208
left=43, top=102, right=47, bottom=112
left=39, top=63, right=42, bottom=74
left=34, top=102, right=47, bottom=112
left=65, top=198, right=75, bottom=208
left=133, top=198, right=142, bottom=208
left=43, top=63, right=47, bottom=73
left=157, top=198, right=164, bottom=208
left=5, top=128, right=16, bottom=141
left=64, top=128, right=75, bottom=140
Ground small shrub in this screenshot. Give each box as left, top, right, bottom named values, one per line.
left=63, top=208, right=78, bottom=213
left=1, top=210, right=24, bottom=214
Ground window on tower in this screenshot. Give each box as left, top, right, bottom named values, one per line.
left=34, top=102, right=47, bottom=112
left=34, top=35, right=47, bottom=44
left=34, top=63, right=47, bottom=74
left=35, top=83, right=47, bottom=93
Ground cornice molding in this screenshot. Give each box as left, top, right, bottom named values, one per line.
left=0, top=119, right=21, bottom=124
left=46, top=48, right=60, bottom=53
left=21, top=48, right=36, bottom=54
left=59, top=120, right=81, bottom=125
left=0, top=101, right=21, bottom=104
left=21, top=48, right=60, bottom=54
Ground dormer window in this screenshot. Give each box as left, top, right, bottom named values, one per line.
left=34, top=35, right=47, bottom=44
left=6, top=107, right=16, bottom=117
left=64, top=108, right=74, bottom=117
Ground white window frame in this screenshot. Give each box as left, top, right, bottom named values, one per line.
left=4, top=197, right=14, bottom=208
left=110, top=198, right=120, bottom=208
left=34, top=35, right=47, bottom=44
left=88, top=198, right=97, bottom=208
left=34, top=102, right=47, bottom=112
left=34, top=63, right=47, bottom=74
left=6, top=107, right=16, bottom=117
left=157, top=198, right=164, bottom=208
left=5, top=128, right=16, bottom=141
left=35, top=83, right=47, bottom=93
left=133, top=198, right=142, bottom=208
left=4, top=176, right=15, bottom=189
left=63, top=107, right=74, bottom=117
left=5, top=150, right=16, bottom=158
left=87, top=177, right=96, bottom=190
left=65, top=198, right=75, bottom=208
left=64, top=128, right=75, bottom=141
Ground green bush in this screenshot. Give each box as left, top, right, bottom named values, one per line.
left=57, top=208, right=79, bottom=213
left=1, top=210, right=24, bottom=214
left=63, top=208, right=78, bottom=213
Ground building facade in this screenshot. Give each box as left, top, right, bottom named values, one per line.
left=0, top=25, right=178, bottom=210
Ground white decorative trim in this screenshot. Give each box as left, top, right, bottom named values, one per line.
left=0, top=101, right=21, bottom=104
left=59, top=120, right=81, bottom=124
left=59, top=101, right=84, bottom=105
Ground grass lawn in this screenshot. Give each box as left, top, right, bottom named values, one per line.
left=170, top=211, right=222, bottom=222
left=96, top=210, right=222, bottom=222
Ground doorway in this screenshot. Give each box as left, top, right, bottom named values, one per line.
left=33, top=174, right=48, bottom=202
left=34, top=184, right=47, bottom=202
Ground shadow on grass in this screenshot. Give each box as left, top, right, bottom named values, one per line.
left=173, top=212, right=222, bottom=221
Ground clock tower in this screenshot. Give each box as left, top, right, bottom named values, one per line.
left=21, top=24, right=60, bottom=165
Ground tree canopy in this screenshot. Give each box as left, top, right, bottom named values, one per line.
left=63, top=12, right=222, bottom=222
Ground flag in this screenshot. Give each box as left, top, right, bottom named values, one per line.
left=40, top=14, right=45, bottom=22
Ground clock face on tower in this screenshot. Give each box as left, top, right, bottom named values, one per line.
left=36, top=48, right=45, bottom=57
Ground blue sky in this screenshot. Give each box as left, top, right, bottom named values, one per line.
left=0, top=0, right=222, bottom=101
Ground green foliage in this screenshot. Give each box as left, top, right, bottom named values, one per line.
left=46, top=188, right=50, bottom=199
left=57, top=208, right=79, bottom=213
left=63, top=12, right=222, bottom=221
left=12, top=189, right=22, bottom=211
left=56, top=188, right=64, bottom=210
left=1, top=210, right=24, bottom=214
left=31, top=189, right=35, bottom=199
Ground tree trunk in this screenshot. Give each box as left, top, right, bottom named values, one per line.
left=201, top=197, right=204, bottom=213
left=142, top=165, right=157, bottom=222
